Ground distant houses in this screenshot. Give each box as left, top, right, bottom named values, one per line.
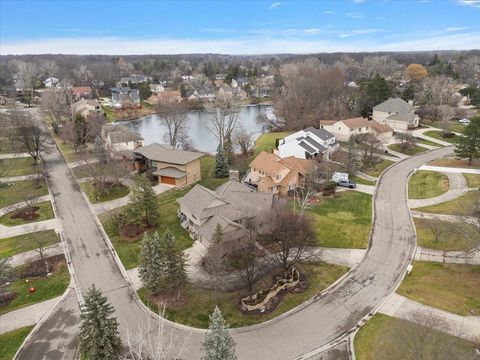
left=111, top=87, right=140, bottom=109
left=372, top=98, right=419, bottom=131
left=71, top=99, right=102, bottom=118
left=101, top=124, right=144, bottom=153
left=147, top=90, right=182, bottom=104
left=320, top=117, right=393, bottom=142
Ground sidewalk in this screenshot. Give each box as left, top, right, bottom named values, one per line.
left=415, top=246, right=480, bottom=265
left=0, top=296, right=62, bottom=334
left=419, top=165, right=480, bottom=175
left=379, top=293, right=480, bottom=342
left=0, top=218, right=60, bottom=239
left=356, top=171, right=378, bottom=182
left=0, top=194, right=52, bottom=217
left=68, top=158, right=99, bottom=169
left=8, top=244, right=64, bottom=267
left=411, top=210, right=479, bottom=227
left=0, top=153, right=30, bottom=159
left=0, top=174, right=36, bottom=183
left=411, top=128, right=453, bottom=147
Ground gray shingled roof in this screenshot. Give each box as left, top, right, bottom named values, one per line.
left=304, top=136, right=326, bottom=152
left=102, top=124, right=144, bottom=144
left=387, top=112, right=416, bottom=123
left=299, top=141, right=316, bottom=153
left=135, top=143, right=204, bottom=165
left=176, top=184, right=224, bottom=219
left=305, top=127, right=335, bottom=141
left=373, top=98, right=413, bottom=113
left=153, top=167, right=186, bottom=178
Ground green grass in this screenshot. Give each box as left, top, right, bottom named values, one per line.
left=138, top=262, right=348, bottom=328
left=254, top=131, right=291, bottom=155
left=0, top=259, right=70, bottom=315
left=423, top=130, right=461, bottom=144
left=0, top=230, right=60, bottom=257
left=388, top=143, right=428, bottom=156
left=0, top=157, right=41, bottom=177
left=0, top=326, right=34, bottom=360
left=102, top=105, right=116, bottom=122
left=361, top=159, right=394, bottom=178
left=413, top=218, right=478, bottom=251
left=350, top=175, right=376, bottom=186
left=51, top=133, right=94, bottom=163
left=415, top=137, right=442, bottom=147
left=429, top=157, right=480, bottom=169
left=0, top=137, right=24, bottom=154
left=306, top=191, right=372, bottom=248
left=81, top=182, right=130, bottom=203
left=0, top=201, right=55, bottom=226
left=415, top=190, right=480, bottom=216
left=0, top=179, right=48, bottom=208
left=354, top=313, right=477, bottom=360
left=397, top=261, right=480, bottom=316
left=464, top=174, right=480, bottom=188
left=408, top=170, right=449, bottom=199
left=197, top=156, right=228, bottom=190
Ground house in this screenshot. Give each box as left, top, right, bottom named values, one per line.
left=372, top=98, right=419, bottom=131
left=111, top=87, right=140, bottom=109
left=319, top=117, right=394, bottom=142
left=101, top=124, right=144, bottom=153
left=248, top=151, right=313, bottom=194
left=197, top=88, right=216, bottom=102
left=71, top=99, right=102, bottom=118
left=147, top=90, right=182, bottom=104
left=177, top=179, right=274, bottom=252
left=133, top=143, right=203, bottom=186
left=149, top=84, right=165, bottom=94
left=276, top=127, right=336, bottom=160
left=252, top=75, right=274, bottom=98
left=71, top=86, right=92, bottom=101
left=231, top=77, right=250, bottom=88
left=119, top=74, right=152, bottom=85
left=43, top=77, right=59, bottom=88
left=217, top=85, right=247, bottom=102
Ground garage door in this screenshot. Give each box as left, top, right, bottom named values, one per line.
left=161, top=176, right=176, bottom=185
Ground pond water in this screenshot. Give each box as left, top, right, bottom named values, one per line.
left=116, top=105, right=271, bottom=153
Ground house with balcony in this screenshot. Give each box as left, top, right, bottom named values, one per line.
left=276, top=127, right=336, bottom=160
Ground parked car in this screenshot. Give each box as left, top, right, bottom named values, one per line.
left=337, top=180, right=357, bottom=189
left=459, top=118, right=470, bottom=125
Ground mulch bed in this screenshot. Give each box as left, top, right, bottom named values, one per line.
left=144, top=289, right=188, bottom=309
left=11, top=206, right=40, bottom=220
left=119, top=222, right=153, bottom=242
left=19, top=254, right=64, bottom=278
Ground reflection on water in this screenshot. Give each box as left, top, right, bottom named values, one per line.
left=117, top=105, right=270, bottom=153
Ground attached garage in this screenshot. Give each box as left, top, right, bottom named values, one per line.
left=161, top=176, right=176, bottom=185
left=153, top=167, right=187, bottom=186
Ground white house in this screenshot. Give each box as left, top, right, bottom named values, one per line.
left=276, top=127, right=336, bottom=160
left=149, top=84, right=165, bottom=94
left=320, top=117, right=394, bottom=142
left=43, top=77, right=59, bottom=88
left=372, top=98, right=419, bottom=131
left=101, top=124, right=144, bottom=153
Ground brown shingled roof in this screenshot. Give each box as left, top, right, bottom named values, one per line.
left=369, top=120, right=394, bottom=134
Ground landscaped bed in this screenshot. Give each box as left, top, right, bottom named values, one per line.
left=360, top=159, right=394, bottom=178
left=306, top=191, right=372, bottom=248
left=413, top=218, right=478, bottom=251
left=0, top=326, right=34, bottom=360
left=81, top=181, right=130, bottom=203
left=138, top=262, right=348, bottom=328
left=0, top=178, right=48, bottom=208
left=354, top=313, right=478, bottom=360
left=0, top=230, right=60, bottom=257
left=0, top=201, right=54, bottom=226
left=0, top=255, right=70, bottom=315
left=0, top=157, right=41, bottom=177
left=414, top=190, right=480, bottom=216
left=408, top=170, right=449, bottom=199
left=397, top=261, right=480, bottom=316
left=388, top=143, right=428, bottom=156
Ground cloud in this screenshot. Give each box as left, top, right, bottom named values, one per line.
left=339, top=29, right=382, bottom=37
left=324, top=11, right=334, bottom=14
left=270, top=2, right=282, bottom=9
left=352, top=0, right=366, bottom=3
left=444, top=26, right=469, bottom=32
left=344, top=12, right=363, bottom=19
left=201, top=28, right=235, bottom=33
left=304, top=28, right=321, bottom=34
left=456, top=0, right=480, bottom=8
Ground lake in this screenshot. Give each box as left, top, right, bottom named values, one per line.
left=116, top=105, right=271, bottom=153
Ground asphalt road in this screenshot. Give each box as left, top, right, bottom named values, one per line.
left=17, top=112, right=454, bottom=359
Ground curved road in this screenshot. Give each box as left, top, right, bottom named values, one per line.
left=17, top=113, right=454, bottom=359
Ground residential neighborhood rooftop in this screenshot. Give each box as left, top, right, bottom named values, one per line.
left=134, top=143, right=204, bottom=165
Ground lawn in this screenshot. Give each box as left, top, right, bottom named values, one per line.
left=254, top=131, right=291, bottom=155
left=81, top=181, right=130, bottom=203
left=51, top=132, right=94, bottom=164
left=408, top=170, right=449, bottom=199
left=0, top=157, right=41, bottom=177
left=138, top=262, right=348, bottom=328
left=0, top=179, right=48, bottom=208
left=306, top=191, right=372, bottom=248
left=0, top=258, right=70, bottom=315
left=354, top=313, right=477, bottom=360
left=0, top=137, right=24, bottom=154
left=415, top=190, right=479, bottom=216
left=0, top=230, right=60, bottom=258
left=429, top=157, right=480, bottom=170
left=464, top=174, right=480, bottom=188
left=197, top=155, right=229, bottom=190
left=350, top=175, right=376, bottom=186
left=360, top=159, right=394, bottom=178
left=413, top=218, right=478, bottom=251
left=415, top=137, right=442, bottom=147
left=388, top=143, right=428, bottom=156
left=397, top=261, right=480, bottom=316
left=0, top=201, right=55, bottom=226
left=102, top=105, right=116, bottom=122
left=0, top=326, right=34, bottom=360
left=423, top=130, right=461, bottom=144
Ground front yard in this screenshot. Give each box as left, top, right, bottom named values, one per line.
left=408, top=170, right=449, bottom=199
left=423, top=130, right=461, bottom=144
left=349, top=175, right=376, bottom=186
left=0, top=326, right=34, bottom=360
left=254, top=131, right=291, bottom=155
left=464, top=174, right=480, bottom=188
left=414, top=190, right=479, bottom=216
left=397, top=261, right=480, bottom=316
left=0, top=230, right=60, bottom=257
left=306, top=191, right=372, bottom=248
left=0, top=157, right=41, bottom=177
left=0, top=201, right=54, bottom=226
left=360, top=159, right=395, bottom=178
left=429, top=157, right=480, bottom=170
left=0, top=179, right=49, bottom=208
left=81, top=181, right=130, bottom=203
left=388, top=143, right=428, bottom=156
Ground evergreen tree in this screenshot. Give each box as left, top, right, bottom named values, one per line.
left=129, top=176, right=159, bottom=227
left=401, top=84, right=415, bottom=102
left=79, top=285, right=121, bottom=360
left=345, top=137, right=359, bottom=176
left=94, top=136, right=109, bottom=165
left=161, top=229, right=187, bottom=294
left=202, top=306, right=237, bottom=360
left=358, top=74, right=392, bottom=117
left=211, top=223, right=224, bottom=244
left=455, top=116, right=480, bottom=165
left=138, top=83, right=152, bottom=101
left=214, top=145, right=229, bottom=178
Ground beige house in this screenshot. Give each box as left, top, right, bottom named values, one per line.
left=133, top=143, right=203, bottom=186
left=72, top=99, right=102, bottom=118
left=101, top=124, right=144, bottom=153
left=372, top=98, right=419, bottom=131
left=248, top=151, right=313, bottom=194
left=147, top=90, right=182, bottom=104
left=177, top=179, right=274, bottom=253
left=320, top=117, right=393, bottom=142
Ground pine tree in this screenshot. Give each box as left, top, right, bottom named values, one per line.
left=79, top=285, right=121, bottom=360
left=201, top=306, right=237, bottom=360
left=214, top=145, right=229, bottom=178
left=345, top=137, right=359, bottom=176
left=129, top=176, right=159, bottom=227
left=455, top=116, right=480, bottom=165
left=211, top=223, right=224, bottom=244
left=94, top=136, right=109, bottom=165
left=161, top=229, right=187, bottom=294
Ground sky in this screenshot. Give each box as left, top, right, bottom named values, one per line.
left=0, top=0, right=479, bottom=55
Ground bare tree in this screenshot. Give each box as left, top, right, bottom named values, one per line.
left=0, top=257, right=16, bottom=299
left=61, top=112, right=103, bottom=152
left=208, top=100, right=239, bottom=161
left=233, top=127, right=253, bottom=157
left=12, top=111, right=49, bottom=165
left=355, top=133, right=382, bottom=168
left=426, top=219, right=445, bottom=244
left=107, top=159, right=129, bottom=187
left=14, top=60, right=38, bottom=106
left=397, top=133, right=418, bottom=150
left=420, top=76, right=458, bottom=123
left=157, top=102, right=189, bottom=149
left=40, top=89, right=70, bottom=129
